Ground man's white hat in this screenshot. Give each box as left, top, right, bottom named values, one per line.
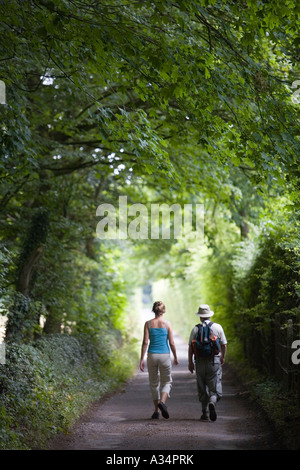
left=195, top=304, right=214, bottom=318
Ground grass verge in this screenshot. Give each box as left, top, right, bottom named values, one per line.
left=0, top=333, right=139, bottom=450
left=227, top=340, right=300, bottom=450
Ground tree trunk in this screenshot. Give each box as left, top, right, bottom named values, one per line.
left=43, top=306, right=63, bottom=334
left=240, top=209, right=250, bottom=239
left=17, top=246, right=43, bottom=295
left=5, top=209, right=49, bottom=342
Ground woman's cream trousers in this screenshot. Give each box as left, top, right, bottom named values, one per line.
left=147, top=353, right=172, bottom=400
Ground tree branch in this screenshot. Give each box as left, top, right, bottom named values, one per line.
left=40, top=156, right=137, bottom=176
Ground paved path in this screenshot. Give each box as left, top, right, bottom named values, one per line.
left=49, top=334, right=281, bottom=451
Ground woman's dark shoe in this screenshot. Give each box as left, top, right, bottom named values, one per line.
left=158, top=402, right=169, bottom=419
left=209, top=402, right=217, bottom=421
left=151, top=411, right=159, bottom=419
left=200, top=412, right=209, bottom=421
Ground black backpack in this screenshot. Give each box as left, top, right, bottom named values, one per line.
left=192, top=321, right=221, bottom=358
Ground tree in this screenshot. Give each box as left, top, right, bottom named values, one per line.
left=1, top=0, right=299, bottom=340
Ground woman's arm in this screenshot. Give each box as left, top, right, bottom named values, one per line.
left=167, top=322, right=179, bottom=365
left=188, top=344, right=194, bottom=373
left=139, top=322, right=149, bottom=371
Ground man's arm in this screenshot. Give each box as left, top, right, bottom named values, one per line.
left=220, top=343, right=227, bottom=365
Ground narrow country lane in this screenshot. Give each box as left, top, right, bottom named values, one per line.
left=48, top=333, right=281, bottom=451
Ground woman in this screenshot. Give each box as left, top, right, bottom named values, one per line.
left=139, top=301, right=178, bottom=419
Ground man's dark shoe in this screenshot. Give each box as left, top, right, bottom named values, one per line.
left=209, top=402, right=217, bottom=421
left=158, top=402, right=169, bottom=419
left=151, top=411, right=159, bottom=419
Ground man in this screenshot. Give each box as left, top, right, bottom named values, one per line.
left=188, top=304, right=227, bottom=421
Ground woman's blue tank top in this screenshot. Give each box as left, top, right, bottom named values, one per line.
left=148, top=320, right=170, bottom=354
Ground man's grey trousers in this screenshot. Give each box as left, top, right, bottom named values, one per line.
left=195, top=355, right=222, bottom=411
